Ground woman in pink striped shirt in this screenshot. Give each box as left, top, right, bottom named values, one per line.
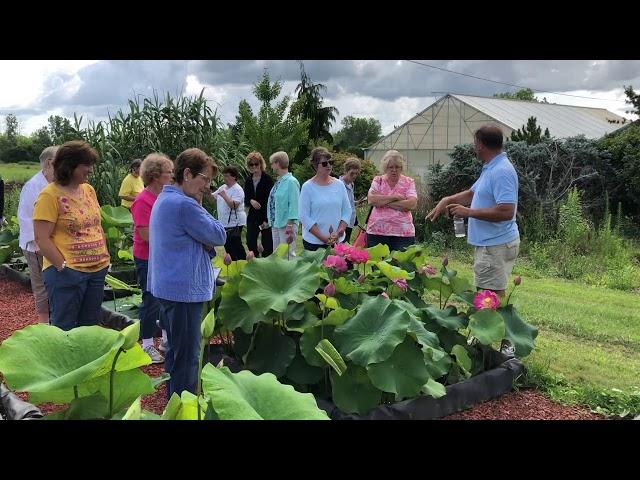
left=366, top=150, right=418, bottom=251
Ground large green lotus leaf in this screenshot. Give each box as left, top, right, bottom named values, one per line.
left=422, top=305, right=468, bottom=331
left=334, top=292, right=362, bottom=310
left=101, top=205, right=133, bottom=227
left=391, top=245, right=423, bottom=264
left=421, top=378, right=447, bottom=399
left=0, top=229, right=18, bottom=244
left=202, top=365, right=329, bottom=420
left=117, top=249, right=134, bottom=261
left=376, top=261, right=413, bottom=281
left=201, top=306, right=216, bottom=340
left=422, top=345, right=452, bottom=380
left=407, top=317, right=440, bottom=349
left=121, top=396, right=142, bottom=420
left=239, top=255, right=321, bottom=314
left=421, top=276, right=452, bottom=299
left=333, top=277, right=369, bottom=295
left=0, top=324, right=125, bottom=394
left=451, top=345, right=472, bottom=378
left=366, top=243, right=390, bottom=261
left=366, top=338, right=430, bottom=400
left=334, top=295, right=410, bottom=367
left=113, top=343, right=152, bottom=372
left=244, top=324, right=296, bottom=377
left=285, top=349, right=324, bottom=385
left=284, top=302, right=306, bottom=321
left=219, top=275, right=268, bottom=333
left=46, top=393, right=110, bottom=420
left=469, top=308, right=505, bottom=345
left=30, top=365, right=154, bottom=407
left=299, top=248, right=328, bottom=264
left=285, top=311, right=319, bottom=333
left=300, top=325, right=336, bottom=367
left=437, top=329, right=469, bottom=354
left=105, top=274, right=141, bottom=293
left=0, top=245, right=16, bottom=263
left=392, top=299, right=421, bottom=321
left=320, top=307, right=354, bottom=327
left=330, top=364, right=382, bottom=415
left=498, top=305, right=539, bottom=357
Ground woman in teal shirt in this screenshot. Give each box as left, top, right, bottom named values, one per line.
left=267, top=151, right=300, bottom=258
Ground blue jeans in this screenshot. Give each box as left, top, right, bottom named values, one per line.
left=159, top=299, right=204, bottom=399
left=43, top=266, right=109, bottom=331
left=134, top=257, right=161, bottom=339
left=367, top=234, right=415, bottom=252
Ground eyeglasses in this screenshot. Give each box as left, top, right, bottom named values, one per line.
left=197, top=172, right=212, bottom=183
left=248, top=162, right=260, bottom=167
left=320, top=160, right=334, bottom=168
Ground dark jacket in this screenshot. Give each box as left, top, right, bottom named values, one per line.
left=243, top=172, right=274, bottom=224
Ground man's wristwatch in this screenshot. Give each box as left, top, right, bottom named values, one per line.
left=57, top=261, right=67, bottom=272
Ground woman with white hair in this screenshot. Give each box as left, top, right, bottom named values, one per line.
left=366, top=150, right=417, bottom=251
left=267, top=151, right=300, bottom=257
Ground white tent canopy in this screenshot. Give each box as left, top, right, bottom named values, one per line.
left=364, top=94, right=627, bottom=180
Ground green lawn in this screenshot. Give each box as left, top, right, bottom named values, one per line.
left=0, top=162, right=40, bottom=183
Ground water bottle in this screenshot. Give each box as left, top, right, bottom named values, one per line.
left=453, top=216, right=466, bottom=238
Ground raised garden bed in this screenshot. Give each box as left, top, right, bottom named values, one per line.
left=0, top=383, right=42, bottom=420
left=0, top=264, right=31, bottom=289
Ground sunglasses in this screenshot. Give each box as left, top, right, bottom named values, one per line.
left=320, top=160, right=334, bottom=168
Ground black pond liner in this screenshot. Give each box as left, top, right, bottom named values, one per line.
left=316, top=347, right=526, bottom=420
left=0, top=264, right=31, bottom=288
left=0, top=383, right=43, bottom=420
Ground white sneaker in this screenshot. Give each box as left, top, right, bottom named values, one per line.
left=158, top=339, right=168, bottom=353
left=143, top=344, right=165, bottom=364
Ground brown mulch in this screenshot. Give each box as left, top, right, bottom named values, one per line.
left=442, top=389, right=606, bottom=420
left=0, top=276, right=607, bottom=419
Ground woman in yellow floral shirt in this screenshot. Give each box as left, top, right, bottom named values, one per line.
left=34, top=140, right=110, bottom=331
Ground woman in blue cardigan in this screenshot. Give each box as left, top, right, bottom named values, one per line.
left=148, top=148, right=227, bottom=399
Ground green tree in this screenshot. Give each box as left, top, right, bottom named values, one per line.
left=5, top=114, right=19, bottom=146
left=510, top=116, right=551, bottom=145
left=290, top=62, right=338, bottom=144
left=624, top=85, right=640, bottom=117
left=494, top=88, right=539, bottom=102
left=333, top=116, right=383, bottom=158
left=30, top=126, right=53, bottom=154
left=236, top=70, right=309, bottom=161
left=47, top=115, right=77, bottom=144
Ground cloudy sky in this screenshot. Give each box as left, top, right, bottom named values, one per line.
left=0, top=60, right=638, bottom=137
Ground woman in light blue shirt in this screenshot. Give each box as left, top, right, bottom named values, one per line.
left=299, top=147, right=351, bottom=251
left=267, top=151, right=300, bottom=258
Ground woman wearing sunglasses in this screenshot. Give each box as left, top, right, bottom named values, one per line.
left=243, top=151, right=274, bottom=257
left=298, top=147, right=351, bottom=251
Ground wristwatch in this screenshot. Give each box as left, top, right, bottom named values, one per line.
left=57, top=261, right=67, bottom=272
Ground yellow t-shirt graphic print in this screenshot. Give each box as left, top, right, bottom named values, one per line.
left=33, top=183, right=110, bottom=272
left=119, top=173, right=144, bottom=208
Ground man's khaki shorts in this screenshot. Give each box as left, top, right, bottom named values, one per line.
left=474, top=238, right=520, bottom=291
left=23, top=249, right=49, bottom=314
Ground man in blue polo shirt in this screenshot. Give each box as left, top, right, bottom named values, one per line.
left=426, top=124, right=519, bottom=352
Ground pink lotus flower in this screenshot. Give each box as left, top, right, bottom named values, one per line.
left=514, top=276, right=522, bottom=286
left=323, top=255, right=348, bottom=273
left=223, top=253, right=232, bottom=266
left=419, top=264, right=437, bottom=276
left=380, top=292, right=390, bottom=299
left=333, top=243, right=351, bottom=257
left=348, top=248, right=370, bottom=264
left=247, top=251, right=255, bottom=261
left=393, top=278, right=408, bottom=292
left=324, top=282, right=336, bottom=297
left=473, top=290, right=500, bottom=310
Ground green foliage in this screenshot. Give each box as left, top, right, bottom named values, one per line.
left=215, top=241, right=536, bottom=416
left=510, top=116, right=551, bottom=145
left=333, top=116, right=382, bottom=157
left=234, top=71, right=309, bottom=163
left=623, top=85, right=640, bottom=117
left=493, top=88, right=539, bottom=102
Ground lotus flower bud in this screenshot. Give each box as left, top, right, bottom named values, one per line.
left=514, top=275, right=522, bottom=286
left=286, top=232, right=294, bottom=244
left=357, top=274, right=366, bottom=284
left=324, top=282, right=336, bottom=297
left=223, top=253, right=232, bottom=266
left=442, top=256, right=449, bottom=267
left=380, top=292, right=390, bottom=299
left=247, top=251, right=255, bottom=261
